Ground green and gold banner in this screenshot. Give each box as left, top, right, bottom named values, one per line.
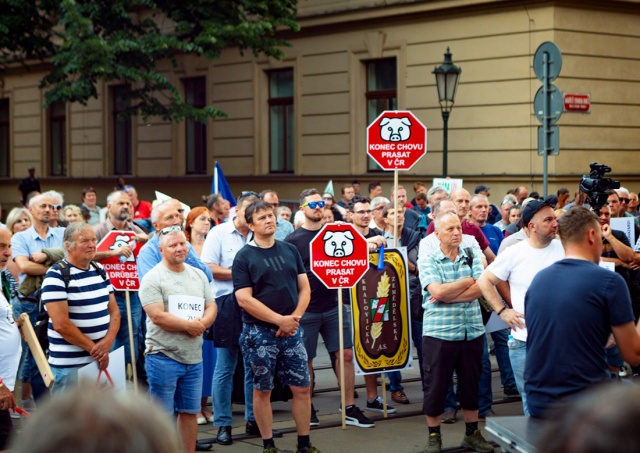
left=350, top=248, right=413, bottom=375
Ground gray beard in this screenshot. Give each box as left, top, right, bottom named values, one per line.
left=116, top=212, right=130, bottom=221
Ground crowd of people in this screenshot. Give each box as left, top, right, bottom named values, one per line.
left=2, top=173, right=640, bottom=453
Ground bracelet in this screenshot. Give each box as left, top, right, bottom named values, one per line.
left=497, top=306, right=508, bottom=316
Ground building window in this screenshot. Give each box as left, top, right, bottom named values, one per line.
left=184, top=77, right=207, bottom=175
left=49, top=101, right=66, bottom=176
left=112, top=85, right=132, bottom=175
left=268, top=69, right=294, bottom=173
left=0, top=99, right=8, bottom=177
left=366, top=58, right=397, bottom=171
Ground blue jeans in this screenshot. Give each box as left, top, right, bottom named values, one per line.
left=147, top=353, right=202, bottom=415
left=212, top=346, right=255, bottom=426
left=111, top=292, right=142, bottom=366
left=478, top=335, right=493, bottom=416
left=14, top=297, right=39, bottom=382
left=508, top=337, right=529, bottom=416
left=51, top=366, right=80, bottom=397
left=491, top=329, right=516, bottom=389
left=388, top=371, right=403, bottom=392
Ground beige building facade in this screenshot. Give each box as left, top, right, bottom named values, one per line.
left=1, top=0, right=640, bottom=210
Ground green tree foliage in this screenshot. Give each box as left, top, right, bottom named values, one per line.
left=0, top=0, right=298, bottom=121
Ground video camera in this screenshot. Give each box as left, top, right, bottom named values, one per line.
left=579, top=162, right=620, bottom=212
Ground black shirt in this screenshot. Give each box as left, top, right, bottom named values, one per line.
left=233, top=240, right=306, bottom=328
left=285, top=227, right=337, bottom=313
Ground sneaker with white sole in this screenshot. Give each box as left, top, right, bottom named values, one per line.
left=365, top=396, right=397, bottom=414
left=310, top=404, right=320, bottom=427
left=344, top=406, right=374, bottom=428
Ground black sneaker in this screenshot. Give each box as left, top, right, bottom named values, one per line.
left=345, top=406, right=374, bottom=428
left=310, top=404, right=320, bottom=427
left=365, top=396, right=397, bottom=414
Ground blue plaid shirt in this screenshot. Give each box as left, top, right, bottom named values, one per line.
left=418, top=246, right=485, bottom=341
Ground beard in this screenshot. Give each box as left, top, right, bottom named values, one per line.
left=304, top=210, right=323, bottom=222
left=116, top=210, right=130, bottom=221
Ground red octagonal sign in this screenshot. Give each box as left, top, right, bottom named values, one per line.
left=310, top=223, right=369, bottom=289
left=97, top=230, right=141, bottom=291
left=367, top=110, right=427, bottom=171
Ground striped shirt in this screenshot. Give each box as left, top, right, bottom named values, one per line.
left=41, top=261, right=114, bottom=368
left=418, top=246, right=485, bottom=341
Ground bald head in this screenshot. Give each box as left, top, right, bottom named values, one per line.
left=151, top=199, right=183, bottom=231
left=451, top=189, right=471, bottom=220
left=0, top=228, right=11, bottom=271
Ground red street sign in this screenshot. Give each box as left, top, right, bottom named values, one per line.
left=563, top=93, right=591, bottom=113
left=310, top=223, right=369, bottom=289
left=96, top=230, right=141, bottom=291
left=367, top=110, right=427, bottom=171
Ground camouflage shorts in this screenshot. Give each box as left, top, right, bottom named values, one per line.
left=240, top=324, right=310, bottom=391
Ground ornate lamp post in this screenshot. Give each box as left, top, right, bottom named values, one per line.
left=433, top=48, right=462, bottom=177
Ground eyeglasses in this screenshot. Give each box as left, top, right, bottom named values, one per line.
left=301, top=201, right=325, bottom=209
left=159, top=225, right=182, bottom=236
left=619, top=198, right=630, bottom=204
left=52, top=205, right=62, bottom=211
left=354, top=210, right=372, bottom=215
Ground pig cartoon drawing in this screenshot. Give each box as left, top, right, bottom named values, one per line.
left=322, top=230, right=354, bottom=258
left=379, top=117, right=412, bottom=142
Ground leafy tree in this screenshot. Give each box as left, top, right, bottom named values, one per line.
left=0, top=0, right=298, bottom=121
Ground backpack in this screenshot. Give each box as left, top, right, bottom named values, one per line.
left=33, top=260, right=108, bottom=353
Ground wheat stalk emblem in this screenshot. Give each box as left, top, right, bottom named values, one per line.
left=371, top=272, right=390, bottom=349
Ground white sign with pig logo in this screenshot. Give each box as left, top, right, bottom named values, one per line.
left=322, top=230, right=355, bottom=258
left=379, top=117, right=412, bottom=142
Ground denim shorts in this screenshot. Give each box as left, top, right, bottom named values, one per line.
left=240, top=324, right=310, bottom=391
left=146, top=353, right=202, bottom=414
left=51, top=366, right=80, bottom=397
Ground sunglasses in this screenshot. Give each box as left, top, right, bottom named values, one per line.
left=52, top=205, right=62, bottom=211
left=241, top=191, right=259, bottom=197
left=159, top=225, right=182, bottom=236
left=619, top=198, right=630, bottom=204
left=322, top=196, right=333, bottom=200
left=301, top=201, right=325, bottom=209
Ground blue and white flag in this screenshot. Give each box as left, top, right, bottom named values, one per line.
left=212, top=161, right=236, bottom=207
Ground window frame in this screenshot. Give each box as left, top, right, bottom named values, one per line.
left=268, top=68, right=294, bottom=174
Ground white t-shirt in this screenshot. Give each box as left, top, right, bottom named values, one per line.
left=0, top=278, right=21, bottom=391
left=486, top=239, right=565, bottom=342
left=419, top=234, right=483, bottom=262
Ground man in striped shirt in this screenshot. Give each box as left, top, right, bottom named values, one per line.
left=41, top=222, right=120, bottom=394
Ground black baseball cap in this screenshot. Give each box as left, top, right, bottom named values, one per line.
left=475, top=185, right=490, bottom=194
left=521, top=196, right=557, bottom=226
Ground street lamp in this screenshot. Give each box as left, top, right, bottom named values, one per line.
left=433, top=48, right=461, bottom=177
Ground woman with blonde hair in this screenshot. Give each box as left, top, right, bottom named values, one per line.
left=62, top=205, right=84, bottom=224
left=5, top=208, right=32, bottom=234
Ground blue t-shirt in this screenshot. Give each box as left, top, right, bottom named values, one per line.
left=524, top=259, right=634, bottom=417
left=479, top=223, right=504, bottom=255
